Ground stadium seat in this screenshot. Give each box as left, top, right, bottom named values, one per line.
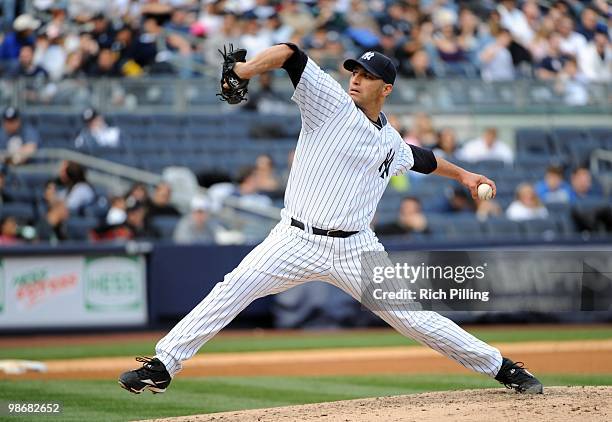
left=521, top=219, right=559, bottom=240
left=482, top=217, right=523, bottom=240
left=0, top=202, right=35, bottom=223
left=589, top=127, right=612, bottom=147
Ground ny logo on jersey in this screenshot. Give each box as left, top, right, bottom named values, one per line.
left=361, top=52, right=375, bottom=60
left=378, top=149, right=395, bottom=179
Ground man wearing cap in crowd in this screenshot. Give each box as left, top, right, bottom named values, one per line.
left=0, top=14, right=40, bottom=64
left=0, top=107, right=40, bottom=166
left=74, top=107, right=121, bottom=151
left=173, top=196, right=219, bottom=245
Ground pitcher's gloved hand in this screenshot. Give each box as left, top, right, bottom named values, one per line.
left=217, top=44, right=249, bottom=105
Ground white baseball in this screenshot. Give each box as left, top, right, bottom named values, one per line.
left=477, top=183, right=493, bottom=200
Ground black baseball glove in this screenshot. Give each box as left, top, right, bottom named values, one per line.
left=217, top=44, right=249, bottom=105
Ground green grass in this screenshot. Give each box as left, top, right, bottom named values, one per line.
left=0, top=374, right=610, bottom=422
left=1, top=326, right=611, bottom=361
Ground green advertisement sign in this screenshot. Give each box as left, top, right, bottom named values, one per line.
left=84, top=256, right=144, bottom=311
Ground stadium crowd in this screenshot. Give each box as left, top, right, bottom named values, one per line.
left=0, top=0, right=610, bottom=86
left=1, top=103, right=610, bottom=245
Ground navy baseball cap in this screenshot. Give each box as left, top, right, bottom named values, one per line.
left=2, top=106, right=19, bottom=120
left=343, top=51, right=397, bottom=85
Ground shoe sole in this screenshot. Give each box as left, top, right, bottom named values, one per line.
left=118, top=380, right=166, bottom=394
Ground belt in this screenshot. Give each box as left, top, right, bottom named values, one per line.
left=290, top=218, right=358, bottom=238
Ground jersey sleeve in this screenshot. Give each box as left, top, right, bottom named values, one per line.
left=393, top=142, right=438, bottom=176
left=392, top=141, right=415, bottom=176
left=291, top=57, right=351, bottom=132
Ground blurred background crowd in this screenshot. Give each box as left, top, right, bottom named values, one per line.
left=0, top=1, right=610, bottom=247
left=1, top=103, right=610, bottom=245
left=0, top=0, right=610, bottom=83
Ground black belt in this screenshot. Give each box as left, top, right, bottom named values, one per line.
left=291, top=218, right=358, bottom=238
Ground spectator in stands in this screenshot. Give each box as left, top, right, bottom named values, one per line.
left=475, top=197, right=503, bottom=221
left=207, top=166, right=273, bottom=212
left=570, top=166, right=611, bottom=232
left=42, top=180, right=59, bottom=209
left=403, top=112, right=437, bottom=147
left=554, top=57, right=589, bottom=106
left=106, top=195, right=127, bottom=225
left=479, top=28, right=515, bottom=82
left=126, top=182, right=150, bottom=205
left=244, top=72, right=291, bottom=114
left=87, top=47, right=122, bottom=77
left=535, top=165, right=574, bottom=204
left=148, top=182, right=180, bottom=218
left=456, top=127, right=514, bottom=164
left=233, top=165, right=273, bottom=208
left=0, top=216, right=21, bottom=245
left=35, top=26, right=67, bottom=81
left=0, top=107, right=40, bottom=166
left=74, top=108, right=121, bottom=150
left=536, top=32, right=573, bottom=80
left=5, top=44, right=48, bottom=79
left=457, top=7, right=484, bottom=65
left=0, top=167, right=13, bottom=204
left=569, top=166, right=597, bottom=202
left=403, top=49, right=435, bottom=79
left=506, top=182, right=549, bottom=221
left=56, top=160, right=96, bottom=213
left=254, top=154, right=281, bottom=195
left=123, top=198, right=160, bottom=240
left=432, top=11, right=468, bottom=71
left=63, top=51, right=87, bottom=79
left=557, top=15, right=587, bottom=58
left=376, top=196, right=429, bottom=236
left=498, top=0, right=533, bottom=47
left=240, top=14, right=273, bottom=57
left=91, top=13, right=116, bottom=49
left=577, top=7, right=606, bottom=42
left=578, top=31, right=611, bottom=83
left=132, top=17, right=191, bottom=75
left=36, top=200, right=69, bottom=243
left=433, top=127, right=458, bottom=159
left=443, top=186, right=476, bottom=213
left=173, top=196, right=217, bottom=244
left=0, top=14, right=40, bottom=63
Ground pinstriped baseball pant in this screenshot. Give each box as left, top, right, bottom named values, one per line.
left=155, top=219, right=502, bottom=377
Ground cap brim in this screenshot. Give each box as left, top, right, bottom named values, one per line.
left=343, top=59, right=383, bottom=80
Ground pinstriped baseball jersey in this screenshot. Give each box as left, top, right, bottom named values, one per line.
left=149, top=47, right=504, bottom=384
left=282, top=58, right=415, bottom=232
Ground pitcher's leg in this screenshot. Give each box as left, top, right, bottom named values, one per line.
left=329, top=232, right=502, bottom=377
left=156, top=223, right=331, bottom=376
left=155, top=265, right=297, bottom=376
left=376, top=308, right=501, bottom=376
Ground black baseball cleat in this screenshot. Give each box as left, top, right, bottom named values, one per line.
left=118, top=357, right=172, bottom=394
left=495, top=357, right=543, bottom=394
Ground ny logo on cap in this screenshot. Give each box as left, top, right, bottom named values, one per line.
left=361, top=52, right=375, bottom=60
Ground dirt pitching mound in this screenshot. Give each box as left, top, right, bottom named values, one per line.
left=142, top=386, right=611, bottom=422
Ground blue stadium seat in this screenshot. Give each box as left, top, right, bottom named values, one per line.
left=446, top=217, right=486, bottom=240
left=0, top=202, right=35, bottom=223
left=482, top=217, right=523, bottom=240
left=521, top=219, right=559, bottom=240
left=589, top=127, right=612, bottom=147
left=551, top=127, right=589, bottom=144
